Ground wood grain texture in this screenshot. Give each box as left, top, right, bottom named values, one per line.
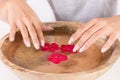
left=0, top=21, right=119, bottom=80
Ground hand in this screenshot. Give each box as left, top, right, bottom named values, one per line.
left=0, top=0, right=53, bottom=49
left=68, top=15, right=120, bottom=53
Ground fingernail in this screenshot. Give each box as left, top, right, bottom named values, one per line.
left=10, top=37, right=14, bottom=41
left=73, top=45, right=79, bottom=52
left=41, top=40, right=45, bottom=47
left=101, top=48, right=106, bottom=53
left=34, top=43, right=40, bottom=49
left=48, top=26, right=53, bottom=30
left=44, top=26, right=53, bottom=30
left=24, top=41, right=31, bottom=47
left=68, top=37, right=74, bottom=44
left=79, top=45, right=85, bottom=53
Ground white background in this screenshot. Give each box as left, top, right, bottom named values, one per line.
left=0, top=0, right=120, bottom=80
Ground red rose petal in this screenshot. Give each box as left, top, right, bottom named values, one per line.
left=60, top=45, right=68, bottom=52
left=40, top=43, right=50, bottom=51
left=41, top=42, right=78, bottom=64
left=66, top=45, right=74, bottom=53
left=47, top=53, right=68, bottom=64
left=49, top=43, right=59, bottom=52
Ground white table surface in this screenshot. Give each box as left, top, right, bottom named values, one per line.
left=0, top=0, right=120, bottom=80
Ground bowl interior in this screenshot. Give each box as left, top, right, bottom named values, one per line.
left=1, top=22, right=113, bottom=73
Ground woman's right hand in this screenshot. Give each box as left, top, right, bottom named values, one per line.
left=0, top=0, right=53, bottom=49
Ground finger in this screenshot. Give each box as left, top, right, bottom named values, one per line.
left=68, top=19, right=97, bottom=44
left=32, top=17, right=45, bottom=47
left=16, top=20, right=31, bottom=47
left=74, top=23, right=104, bottom=50
left=22, top=7, right=44, bottom=46
left=8, top=9, right=16, bottom=41
left=22, top=5, right=45, bottom=46
left=79, top=28, right=111, bottom=53
left=23, top=17, right=40, bottom=49
left=9, top=22, right=16, bottom=41
left=41, top=25, right=53, bottom=31
left=101, top=33, right=118, bottom=53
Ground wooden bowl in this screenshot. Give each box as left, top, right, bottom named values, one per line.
left=0, top=21, right=120, bottom=80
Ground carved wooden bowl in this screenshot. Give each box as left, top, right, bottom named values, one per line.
left=0, top=21, right=120, bottom=80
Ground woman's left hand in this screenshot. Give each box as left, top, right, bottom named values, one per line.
left=68, top=15, right=120, bottom=53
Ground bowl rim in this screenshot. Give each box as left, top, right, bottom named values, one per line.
left=0, top=21, right=120, bottom=76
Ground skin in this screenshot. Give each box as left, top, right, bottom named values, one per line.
left=0, top=0, right=53, bottom=49
left=68, top=16, right=120, bottom=53
left=0, top=0, right=119, bottom=53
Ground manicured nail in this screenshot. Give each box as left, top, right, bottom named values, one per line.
left=101, top=48, right=106, bottom=53
left=73, top=45, right=79, bottom=52
left=79, top=45, right=85, bottom=53
left=41, top=40, right=45, bottom=47
left=34, top=43, right=40, bottom=49
left=43, top=26, right=53, bottom=30
left=10, top=37, right=14, bottom=41
left=48, top=26, right=53, bottom=30
left=68, top=37, right=74, bottom=44
left=24, top=41, right=31, bottom=47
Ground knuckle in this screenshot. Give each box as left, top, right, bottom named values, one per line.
left=31, top=33, right=38, bottom=40
left=23, top=33, right=28, bottom=38
left=24, top=36, right=28, bottom=40
left=84, top=44, right=88, bottom=49
left=36, top=19, right=41, bottom=24
left=10, top=32, right=15, bottom=35
left=93, top=33, right=98, bottom=37
left=77, top=39, right=84, bottom=46
left=39, top=33, right=44, bottom=39
left=36, top=25, right=41, bottom=31
left=94, top=30, right=101, bottom=36
left=85, top=30, right=92, bottom=36
left=91, top=35, right=98, bottom=42
left=10, top=28, right=16, bottom=34
left=33, top=38, right=39, bottom=44
left=110, top=33, right=117, bottom=40
left=81, top=30, right=92, bottom=40
left=85, top=40, right=93, bottom=48
left=22, top=16, right=27, bottom=22
left=16, top=20, right=22, bottom=28
left=20, top=26, right=26, bottom=32
left=23, top=17, right=32, bottom=25
left=77, top=41, right=81, bottom=46
left=10, top=27, right=14, bottom=31
left=81, top=35, right=88, bottom=41
left=24, top=36, right=29, bottom=41
left=31, top=34, right=37, bottom=39
left=32, top=16, right=41, bottom=24
left=11, top=31, right=16, bottom=35
left=108, top=40, right=113, bottom=44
